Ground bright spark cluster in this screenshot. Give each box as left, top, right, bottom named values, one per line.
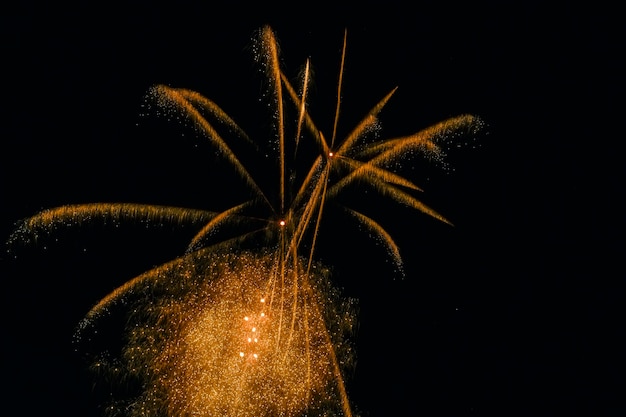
left=80, top=250, right=358, bottom=417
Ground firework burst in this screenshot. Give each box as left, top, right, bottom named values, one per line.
left=8, top=26, right=484, bottom=416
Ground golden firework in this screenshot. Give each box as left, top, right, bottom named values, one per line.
left=8, top=25, right=484, bottom=417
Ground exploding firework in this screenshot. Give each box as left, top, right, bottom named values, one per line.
left=7, top=26, right=484, bottom=416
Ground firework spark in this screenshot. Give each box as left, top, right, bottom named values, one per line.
left=75, top=250, right=357, bottom=417
left=8, top=26, right=484, bottom=416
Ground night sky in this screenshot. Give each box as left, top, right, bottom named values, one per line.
left=2, top=2, right=623, bottom=416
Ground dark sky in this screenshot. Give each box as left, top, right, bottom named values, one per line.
left=2, top=2, right=623, bottom=416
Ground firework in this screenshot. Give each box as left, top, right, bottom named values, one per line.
left=8, top=25, right=484, bottom=416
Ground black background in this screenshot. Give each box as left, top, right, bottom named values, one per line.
left=2, top=2, right=624, bottom=416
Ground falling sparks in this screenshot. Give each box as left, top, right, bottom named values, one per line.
left=75, top=250, right=357, bottom=417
